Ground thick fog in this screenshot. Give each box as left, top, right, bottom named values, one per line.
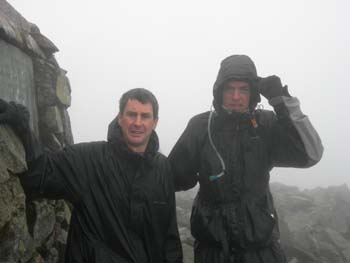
left=8, top=0, right=350, bottom=189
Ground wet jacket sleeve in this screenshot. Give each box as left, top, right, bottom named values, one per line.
left=163, top=170, right=183, bottom=263
left=19, top=141, right=90, bottom=204
left=266, top=96, right=323, bottom=168
left=168, top=116, right=205, bottom=191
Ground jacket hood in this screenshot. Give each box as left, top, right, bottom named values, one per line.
left=213, top=55, right=261, bottom=112
left=107, top=116, right=159, bottom=160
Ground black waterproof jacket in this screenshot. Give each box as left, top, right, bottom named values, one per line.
left=169, top=103, right=323, bottom=262
left=19, top=118, right=183, bottom=263
left=168, top=56, right=323, bottom=263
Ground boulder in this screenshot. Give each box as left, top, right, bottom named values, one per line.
left=0, top=124, right=27, bottom=183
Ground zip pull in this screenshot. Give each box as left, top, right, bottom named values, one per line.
left=248, top=111, right=260, bottom=140
left=250, top=117, right=258, bottom=128
left=248, top=110, right=258, bottom=129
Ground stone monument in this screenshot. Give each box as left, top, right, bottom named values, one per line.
left=0, top=1, right=73, bottom=262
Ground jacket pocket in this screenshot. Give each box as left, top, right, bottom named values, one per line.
left=89, top=239, right=132, bottom=263
left=153, top=200, right=169, bottom=231
left=241, top=199, right=275, bottom=248
left=190, top=195, right=224, bottom=245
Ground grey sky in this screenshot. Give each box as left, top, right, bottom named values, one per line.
left=8, top=0, right=350, bottom=189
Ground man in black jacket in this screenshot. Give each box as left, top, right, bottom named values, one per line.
left=0, top=88, right=183, bottom=263
left=168, top=55, right=323, bottom=263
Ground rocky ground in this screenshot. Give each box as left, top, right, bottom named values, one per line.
left=176, top=183, right=350, bottom=263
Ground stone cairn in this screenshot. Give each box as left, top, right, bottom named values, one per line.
left=0, top=1, right=72, bottom=262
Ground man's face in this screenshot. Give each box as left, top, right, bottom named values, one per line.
left=118, top=99, right=158, bottom=153
left=222, top=80, right=251, bottom=112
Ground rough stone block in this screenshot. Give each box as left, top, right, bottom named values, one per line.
left=0, top=176, right=25, bottom=229
left=33, top=58, right=57, bottom=108
left=26, top=200, right=56, bottom=246
left=0, top=124, right=27, bottom=183
left=61, top=109, right=74, bottom=145
left=0, top=12, right=24, bottom=45
left=24, top=34, right=45, bottom=58
left=56, top=70, right=71, bottom=107
left=0, top=214, right=35, bottom=263
left=41, top=106, right=64, bottom=134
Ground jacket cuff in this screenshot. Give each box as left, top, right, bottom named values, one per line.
left=269, top=96, right=304, bottom=121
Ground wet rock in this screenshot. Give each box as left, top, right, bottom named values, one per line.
left=0, top=124, right=27, bottom=183
left=33, top=58, right=58, bottom=108
left=40, top=106, right=64, bottom=134
left=56, top=70, right=71, bottom=107
left=26, top=200, right=56, bottom=246
left=0, top=214, right=35, bottom=263
left=176, top=183, right=350, bottom=263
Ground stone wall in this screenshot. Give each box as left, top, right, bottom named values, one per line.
left=0, top=1, right=72, bottom=262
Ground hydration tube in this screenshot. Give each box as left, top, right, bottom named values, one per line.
left=207, top=110, right=226, bottom=182
left=207, top=108, right=259, bottom=182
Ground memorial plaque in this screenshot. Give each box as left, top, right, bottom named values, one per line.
left=0, top=39, right=38, bottom=134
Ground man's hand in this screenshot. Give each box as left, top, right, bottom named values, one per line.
left=0, top=98, right=30, bottom=132
left=0, top=99, right=42, bottom=163
left=258, top=75, right=290, bottom=100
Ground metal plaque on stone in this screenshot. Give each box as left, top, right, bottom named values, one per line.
left=0, top=39, right=38, bottom=134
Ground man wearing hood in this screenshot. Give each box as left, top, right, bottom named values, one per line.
left=0, top=88, right=183, bottom=263
left=168, top=55, right=323, bottom=263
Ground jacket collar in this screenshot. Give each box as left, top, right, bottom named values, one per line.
left=213, top=109, right=253, bottom=131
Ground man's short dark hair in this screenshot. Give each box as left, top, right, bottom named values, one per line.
left=119, top=88, right=159, bottom=119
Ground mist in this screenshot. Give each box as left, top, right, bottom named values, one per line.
left=8, top=0, right=350, bottom=189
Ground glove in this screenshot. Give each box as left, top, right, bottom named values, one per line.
left=258, top=75, right=290, bottom=100
left=0, top=98, right=30, bottom=132
left=0, top=99, right=41, bottom=163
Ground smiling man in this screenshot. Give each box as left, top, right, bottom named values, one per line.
left=0, top=88, right=183, bottom=263
left=117, top=93, right=158, bottom=153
